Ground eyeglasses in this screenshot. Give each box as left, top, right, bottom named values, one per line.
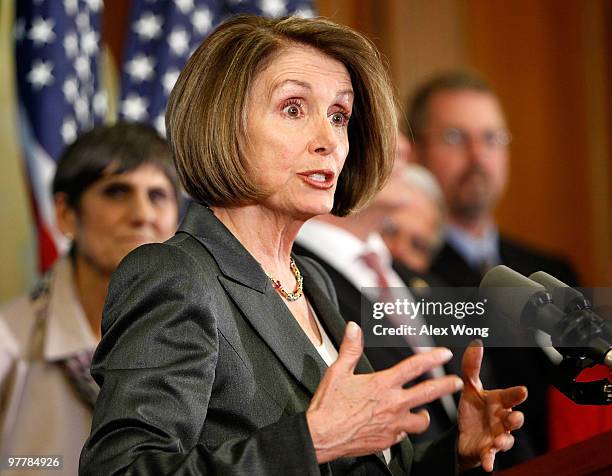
left=426, top=127, right=512, bottom=149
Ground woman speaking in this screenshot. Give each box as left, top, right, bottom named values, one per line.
left=80, top=15, right=526, bottom=475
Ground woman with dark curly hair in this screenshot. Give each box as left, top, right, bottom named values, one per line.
left=0, top=123, right=180, bottom=475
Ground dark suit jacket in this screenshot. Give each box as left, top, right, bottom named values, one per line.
left=79, top=203, right=459, bottom=476
left=430, top=237, right=580, bottom=288
left=429, top=236, right=581, bottom=465
left=391, top=261, right=448, bottom=289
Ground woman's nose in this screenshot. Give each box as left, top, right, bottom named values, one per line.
left=308, top=117, right=339, bottom=156
left=129, top=193, right=156, bottom=224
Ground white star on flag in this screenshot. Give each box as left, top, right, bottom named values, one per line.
left=133, top=12, right=163, bottom=41
left=28, top=17, right=56, bottom=46
left=62, top=77, right=78, bottom=103
left=125, top=54, right=155, bottom=82
left=93, top=91, right=108, bottom=117
left=260, top=0, right=287, bottom=17
left=84, top=0, right=103, bottom=12
left=76, top=12, right=89, bottom=32
left=61, top=118, right=77, bottom=144
left=168, top=29, right=190, bottom=56
left=162, top=70, right=180, bottom=96
left=74, top=95, right=90, bottom=123
left=192, top=8, right=213, bottom=35
left=27, top=60, right=54, bottom=89
left=175, top=0, right=195, bottom=14
left=75, top=55, right=91, bottom=80
left=63, top=32, right=78, bottom=58
left=64, top=0, right=78, bottom=16
left=121, top=94, right=149, bottom=121
left=81, top=30, right=99, bottom=56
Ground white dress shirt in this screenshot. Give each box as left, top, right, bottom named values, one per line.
left=296, top=220, right=407, bottom=299
left=445, top=222, right=501, bottom=271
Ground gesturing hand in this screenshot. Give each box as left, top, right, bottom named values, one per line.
left=458, top=342, right=528, bottom=472
left=306, top=322, right=463, bottom=464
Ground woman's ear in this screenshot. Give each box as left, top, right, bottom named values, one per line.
left=54, top=193, right=77, bottom=239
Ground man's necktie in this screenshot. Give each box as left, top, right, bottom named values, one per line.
left=360, top=251, right=391, bottom=300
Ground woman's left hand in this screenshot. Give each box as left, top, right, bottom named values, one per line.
left=457, top=342, right=528, bottom=472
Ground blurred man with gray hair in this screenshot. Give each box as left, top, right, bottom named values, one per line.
left=382, top=163, right=446, bottom=283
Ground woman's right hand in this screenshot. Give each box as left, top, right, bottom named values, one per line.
left=306, top=321, right=462, bottom=464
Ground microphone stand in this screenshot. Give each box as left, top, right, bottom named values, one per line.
left=552, top=353, right=612, bottom=405
left=523, top=292, right=612, bottom=405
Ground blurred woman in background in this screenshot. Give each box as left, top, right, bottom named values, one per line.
left=0, top=122, right=180, bottom=475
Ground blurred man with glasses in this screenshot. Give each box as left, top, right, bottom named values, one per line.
left=408, top=71, right=577, bottom=287
left=406, top=72, right=579, bottom=468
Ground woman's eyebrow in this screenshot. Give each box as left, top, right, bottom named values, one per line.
left=269, top=80, right=354, bottom=102
left=272, top=79, right=311, bottom=91
left=267, top=79, right=311, bottom=100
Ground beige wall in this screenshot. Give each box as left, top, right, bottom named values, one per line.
left=0, top=0, right=36, bottom=303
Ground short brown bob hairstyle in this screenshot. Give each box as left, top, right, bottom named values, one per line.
left=166, top=14, right=397, bottom=216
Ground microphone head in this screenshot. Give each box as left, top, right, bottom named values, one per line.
left=529, top=271, right=568, bottom=289
left=481, top=265, right=543, bottom=288
left=529, top=271, right=588, bottom=311
left=480, top=265, right=546, bottom=325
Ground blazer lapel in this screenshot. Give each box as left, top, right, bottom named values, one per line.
left=179, top=203, right=327, bottom=396
left=299, top=263, right=373, bottom=376
left=219, top=276, right=328, bottom=396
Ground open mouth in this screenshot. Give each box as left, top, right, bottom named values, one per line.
left=298, top=170, right=335, bottom=189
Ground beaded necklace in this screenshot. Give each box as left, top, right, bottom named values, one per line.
left=265, top=257, right=303, bottom=302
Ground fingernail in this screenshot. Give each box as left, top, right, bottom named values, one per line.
left=439, top=348, right=453, bottom=361
left=455, top=377, right=464, bottom=391
left=346, top=322, right=360, bottom=339
left=470, top=339, right=484, bottom=347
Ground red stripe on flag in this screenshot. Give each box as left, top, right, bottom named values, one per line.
left=27, top=186, right=58, bottom=273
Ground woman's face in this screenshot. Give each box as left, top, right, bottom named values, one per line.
left=57, top=164, right=179, bottom=275
left=243, top=45, right=353, bottom=219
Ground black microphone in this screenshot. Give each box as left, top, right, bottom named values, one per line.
left=480, top=266, right=612, bottom=370
left=480, top=265, right=564, bottom=336
left=530, top=271, right=612, bottom=343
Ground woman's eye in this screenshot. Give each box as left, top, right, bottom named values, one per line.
left=330, top=112, right=349, bottom=126
left=282, top=101, right=302, bottom=118
left=102, top=185, right=128, bottom=199
left=149, top=189, right=169, bottom=204
left=287, top=105, right=299, bottom=117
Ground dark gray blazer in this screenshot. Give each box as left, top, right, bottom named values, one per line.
left=79, top=202, right=458, bottom=475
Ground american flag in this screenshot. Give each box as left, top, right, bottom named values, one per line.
left=119, top=0, right=316, bottom=135
left=15, top=0, right=107, bottom=271
left=15, top=0, right=315, bottom=272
